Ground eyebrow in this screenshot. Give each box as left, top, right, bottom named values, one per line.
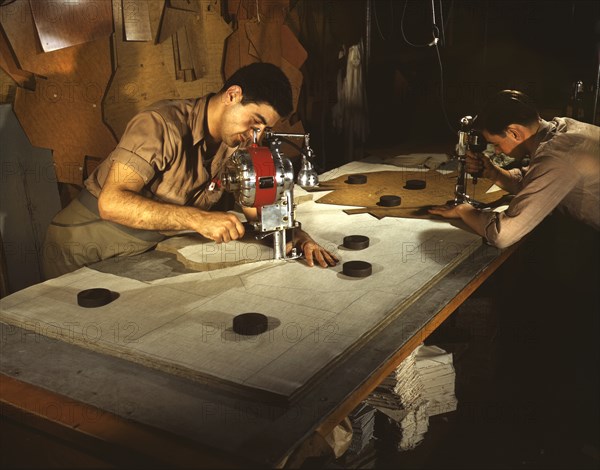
left=255, top=114, right=268, bottom=125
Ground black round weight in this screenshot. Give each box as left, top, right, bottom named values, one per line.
left=378, top=195, right=401, bottom=207
left=342, top=261, right=373, bottom=278
left=343, top=235, right=370, bottom=250
left=77, top=288, right=113, bottom=308
left=233, top=313, right=269, bottom=336
left=405, top=179, right=426, bottom=190
left=347, top=174, right=367, bottom=184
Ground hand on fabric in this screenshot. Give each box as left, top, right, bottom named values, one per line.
left=192, top=211, right=246, bottom=243
left=428, top=203, right=471, bottom=219
left=99, top=161, right=247, bottom=244
left=290, top=230, right=339, bottom=268
left=301, top=240, right=339, bottom=268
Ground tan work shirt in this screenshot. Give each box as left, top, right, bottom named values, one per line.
left=483, top=118, right=600, bottom=248
left=85, top=95, right=234, bottom=209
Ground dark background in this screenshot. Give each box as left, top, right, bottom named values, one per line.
left=292, top=0, right=600, bottom=170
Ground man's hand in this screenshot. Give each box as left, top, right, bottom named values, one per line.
left=428, top=202, right=474, bottom=219
left=465, top=150, right=499, bottom=181
left=300, top=240, right=339, bottom=268
left=289, top=230, right=338, bottom=268
left=428, top=202, right=489, bottom=239
left=428, top=204, right=463, bottom=219
left=191, top=211, right=245, bottom=243
left=99, top=161, right=246, bottom=242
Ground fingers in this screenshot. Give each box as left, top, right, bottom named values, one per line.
left=465, top=153, right=484, bottom=174
left=428, top=205, right=447, bottom=215
left=216, top=221, right=245, bottom=243
left=199, top=212, right=245, bottom=243
left=428, top=205, right=459, bottom=219
left=302, top=242, right=339, bottom=268
left=319, top=250, right=339, bottom=267
left=303, top=247, right=315, bottom=267
left=230, top=217, right=245, bottom=240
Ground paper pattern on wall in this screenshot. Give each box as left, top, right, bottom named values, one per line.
left=29, top=0, right=114, bottom=52
left=1, top=0, right=117, bottom=185
left=105, top=0, right=231, bottom=139
left=223, top=1, right=307, bottom=114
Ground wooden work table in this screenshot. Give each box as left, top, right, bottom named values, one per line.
left=0, top=160, right=517, bottom=468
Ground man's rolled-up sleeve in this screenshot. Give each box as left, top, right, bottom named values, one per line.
left=483, top=156, right=579, bottom=248
left=109, top=111, right=172, bottom=183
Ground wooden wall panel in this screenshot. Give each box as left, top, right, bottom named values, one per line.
left=223, top=1, right=308, bottom=146
left=0, top=23, right=34, bottom=90
left=0, top=0, right=43, bottom=67
left=13, top=36, right=118, bottom=185
left=1, top=0, right=303, bottom=182
left=223, top=1, right=307, bottom=114
left=122, top=0, right=153, bottom=41
left=104, top=0, right=178, bottom=139
left=169, top=3, right=231, bottom=95
left=105, top=0, right=230, bottom=139
left=227, top=0, right=289, bottom=22
left=2, top=0, right=117, bottom=185
left=29, top=0, right=113, bottom=52
left=0, top=67, right=16, bottom=104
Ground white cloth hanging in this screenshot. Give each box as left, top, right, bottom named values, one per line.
left=332, top=40, right=369, bottom=143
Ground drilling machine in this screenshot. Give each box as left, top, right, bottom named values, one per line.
left=452, top=115, right=488, bottom=207
left=221, top=128, right=319, bottom=261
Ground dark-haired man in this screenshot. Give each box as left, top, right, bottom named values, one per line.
left=43, top=63, right=338, bottom=278
left=429, top=89, right=599, bottom=248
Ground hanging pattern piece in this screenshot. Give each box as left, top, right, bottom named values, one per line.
left=122, top=0, right=153, bottom=42
left=30, top=0, right=113, bottom=52
left=332, top=40, right=369, bottom=161
left=2, top=0, right=117, bottom=185
left=224, top=0, right=306, bottom=110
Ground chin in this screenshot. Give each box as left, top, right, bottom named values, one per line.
left=224, top=137, right=241, bottom=148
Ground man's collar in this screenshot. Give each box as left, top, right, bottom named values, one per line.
left=191, top=93, right=215, bottom=146
left=530, top=119, right=554, bottom=151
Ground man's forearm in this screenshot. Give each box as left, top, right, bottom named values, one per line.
left=491, top=166, right=522, bottom=194
left=455, top=203, right=492, bottom=238
left=98, top=188, right=199, bottom=231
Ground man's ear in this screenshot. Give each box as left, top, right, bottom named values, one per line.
left=505, top=124, right=525, bottom=141
left=223, top=85, right=243, bottom=105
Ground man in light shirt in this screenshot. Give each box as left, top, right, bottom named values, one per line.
left=429, top=89, right=599, bottom=248
left=43, top=63, right=338, bottom=278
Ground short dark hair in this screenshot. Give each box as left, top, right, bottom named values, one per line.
left=222, top=62, right=293, bottom=118
left=475, top=90, right=540, bottom=135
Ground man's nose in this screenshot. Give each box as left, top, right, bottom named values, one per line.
left=248, top=127, right=263, bottom=142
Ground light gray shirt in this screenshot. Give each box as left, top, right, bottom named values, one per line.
left=483, top=118, right=600, bottom=248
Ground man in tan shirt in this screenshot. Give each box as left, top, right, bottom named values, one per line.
left=43, top=63, right=338, bottom=278
left=429, top=90, right=599, bottom=248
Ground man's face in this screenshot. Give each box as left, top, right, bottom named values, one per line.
left=482, top=129, right=526, bottom=159
left=220, top=101, right=281, bottom=148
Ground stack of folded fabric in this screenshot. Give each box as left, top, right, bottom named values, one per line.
left=346, top=403, right=377, bottom=456
left=364, top=343, right=458, bottom=451
left=414, top=344, right=458, bottom=416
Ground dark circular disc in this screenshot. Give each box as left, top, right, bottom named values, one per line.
left=233, top=312, right=269, bottom=336
left=343, top=235, right=370, bottom=250
left=378, top=195, right=401, bottom=207
left=346, top=174, right=367, bottom=184
left=342, top=261, right=373, bottom=278
left=77, top=288, right=113, bottom=308
left=405, top=179, right=426, bottom=190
